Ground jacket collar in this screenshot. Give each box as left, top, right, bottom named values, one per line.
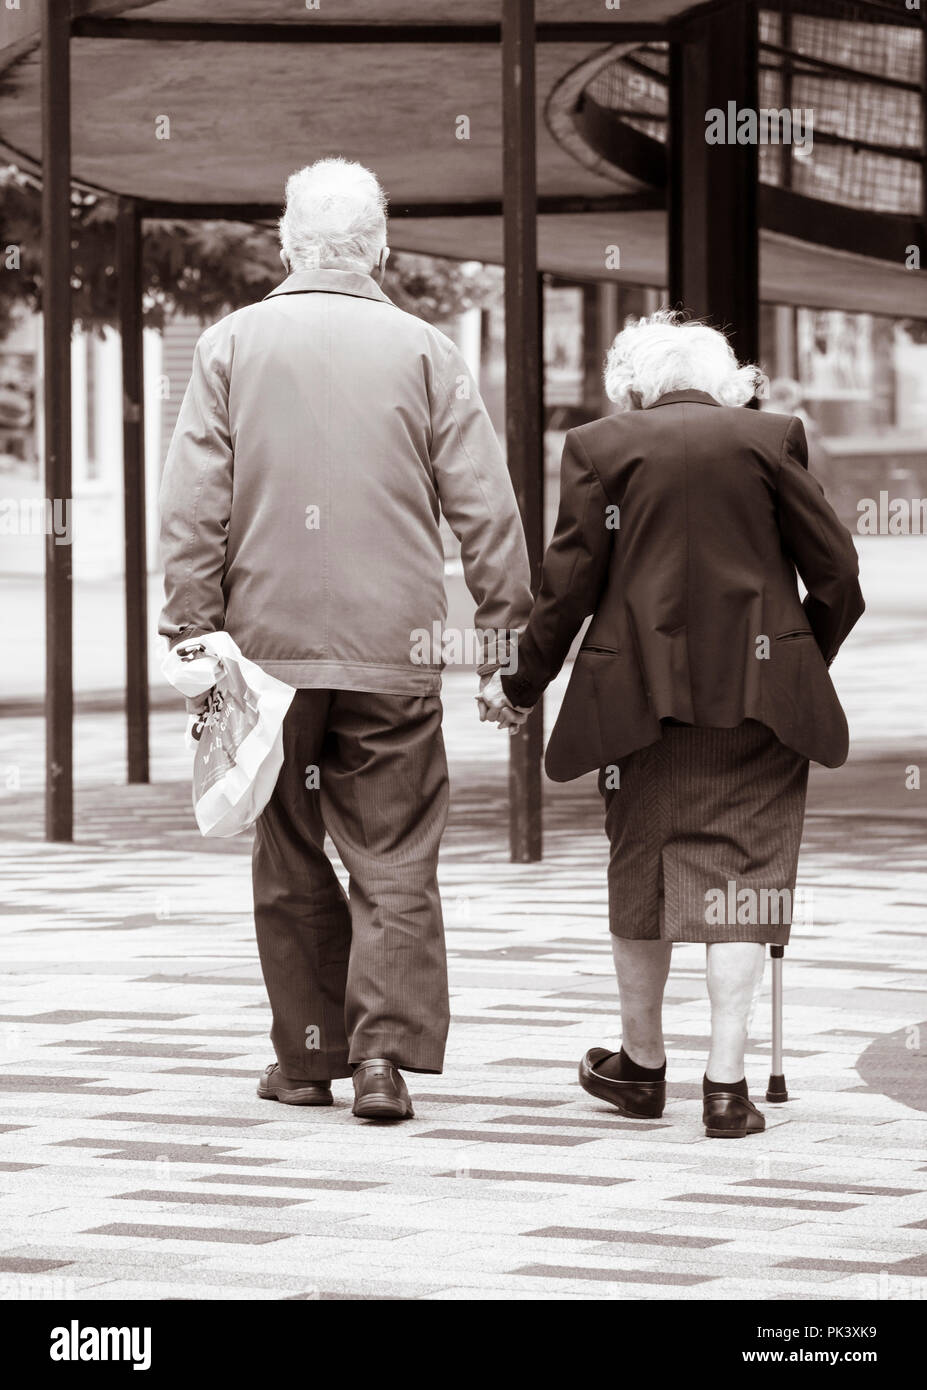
left=264, top=267, right=393, bottom=305
left=645, top=389, right=721, bottom=409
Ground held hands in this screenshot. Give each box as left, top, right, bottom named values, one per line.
left=476, top=671, right=531, bottom=736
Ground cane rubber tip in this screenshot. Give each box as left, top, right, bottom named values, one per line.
left=766, top=1073, right=789, bottom=1103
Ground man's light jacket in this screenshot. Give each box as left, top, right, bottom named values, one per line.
left=159, top=268, right=533, bottom=692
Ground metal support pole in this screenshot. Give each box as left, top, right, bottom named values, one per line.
left=502, top=0, right=543, bottom=863
left=116, top=199, right=150, bottom=784
left=668, top=1, right=760, bottom=365
left=41, top=0, right=73, bottom=842
left=766, top=944, right=788, bottom=1102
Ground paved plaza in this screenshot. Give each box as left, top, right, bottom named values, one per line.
left=0, top=539, right=925, bottom=1301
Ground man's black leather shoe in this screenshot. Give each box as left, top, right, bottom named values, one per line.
left=703, top=1091, right=766, bottom=1138
left=352, top=1059, right=414, bottom=1120
left=578, top=1047, right=666, bottom=1118
left=257, top=1062, right=333, bottom=1106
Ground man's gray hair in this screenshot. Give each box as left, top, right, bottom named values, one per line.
left=279, top=158, right=388, bottom=272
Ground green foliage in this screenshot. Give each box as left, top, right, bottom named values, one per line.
left=383, top=253, right=501, bottom=323
left=0, top=166, right=499, bottom=337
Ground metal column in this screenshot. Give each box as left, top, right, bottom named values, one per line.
left=668, top=1, right=760, bottom=365
left=41, top=0, right=73, bottom=841
left=116, top=199, right=150, bottom=784
left=502, top=0, right=543, bottom=862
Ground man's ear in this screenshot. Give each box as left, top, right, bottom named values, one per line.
left=279, top=248, right=289, bottom=271
left=372, top=244, right=390, bottom=284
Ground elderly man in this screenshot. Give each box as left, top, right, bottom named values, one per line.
left=159, top=158, right=531, bottom=1119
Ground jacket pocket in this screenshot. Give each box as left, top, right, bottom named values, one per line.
left=776, top=629, right=813, bottom=641
left=582, top=644, right=619, bottom=655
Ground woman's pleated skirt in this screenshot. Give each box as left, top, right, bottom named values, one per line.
left=599, top=719, right=809, bottom=945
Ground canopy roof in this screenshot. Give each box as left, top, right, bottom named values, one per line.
left=1, top=0, right=924, bottom=315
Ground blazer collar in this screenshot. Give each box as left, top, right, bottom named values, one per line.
left=264, top=267, right=393, bottom=305
left=645, top=389, right=722, bottom=409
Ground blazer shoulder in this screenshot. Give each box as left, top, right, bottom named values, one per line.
left=570, top=411, right=634, bottom=459
left=741, top=405, right=796, bottom=442
left=709, top=405, right=799, bottom=463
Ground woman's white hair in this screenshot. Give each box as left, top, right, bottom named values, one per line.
left=279, top=158, right=388, bottom=271
left=604, top=308, right=766, bottom=410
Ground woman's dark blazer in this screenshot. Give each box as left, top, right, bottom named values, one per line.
left=501, top=390, right=864, bottom=781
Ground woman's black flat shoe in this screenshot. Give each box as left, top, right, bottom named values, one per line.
left=703, top=1091, right=766, bottom=1138
left=578, top=1047, right=666, bottom=1118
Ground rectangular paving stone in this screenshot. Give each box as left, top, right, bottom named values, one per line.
left=195, top=1174, right=384, bottom=1191
left=511, top=1263, right=715, bottom=1286
left=117, top=1027, right=262, bottom=1037
left=451, top=1016, right=575, bottom=1027
left=489, top=1006, right=617, bottom=1021
left=486, top=1059, right=575, bottom=1069
left=284, top=1290, right=420, bottom=1300
left=666, top=1193, right=861, bottom=1212
left=0, top=1082, right=146, bottom=1096
left=83, top=1222, right=291, bottom=1244
left=414, top=1129, right=596, bottom=1146
left=160, top=1067, right=261, bottom=1078
left=133, top=975, right=262, bottom=986
left=45, top=1041, right=242, bottom=1059
left=733, top=1178, right=919, bottom=1197
left=0, top=1256, right=74, bottom=1273
left=777, top=1257, right=894, bottom=1274
left=435, top=1170, right=630, bottom=1186
left=484, top=1114, right=669, bottom=1133
left=0, top=1074, right=131, bottom=1092
left=114, top=1189, right=307, bottom=1209
left=91, top=1112, right=273, bottom=1128
left=814, top=1029, right=884, bottom=1038
left=0, top=1012, right=187, bottom=1024
left=525, top=1226, right=729, bottom=1248
left=413, top=1094, right=568, bottom=1108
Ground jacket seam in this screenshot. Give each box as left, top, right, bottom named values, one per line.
left=682, top=404, right=693, bottom=711
left=181, top=339, right=222, bottom=634
left=777, top=414, right=845, bottom=575
left=434, top=338, right=496, bottom=520
left=570, top=426, right=606, bottom=494
left=569, top=430, right=609, bottom=607
left=323, top=296, right=332, bottom=655
left=514, top=429, right=606, bottom=705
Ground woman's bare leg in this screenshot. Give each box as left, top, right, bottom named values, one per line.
left=705, top=942, right=765, bottom=1083
left=607, top=937, right=673, bottom=1069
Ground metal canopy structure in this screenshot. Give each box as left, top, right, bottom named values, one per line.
left=1, top=0, right=924, bottom=852
left=4, top=1, right=924, bottom=299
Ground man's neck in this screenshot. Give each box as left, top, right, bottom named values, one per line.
left=301, top=260, right=373, bottom=277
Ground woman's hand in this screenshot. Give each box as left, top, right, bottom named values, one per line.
left=476, top=671, right=531, bottom=734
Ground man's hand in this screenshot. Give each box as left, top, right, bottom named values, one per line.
left=476, top=671, right=531, bottom=735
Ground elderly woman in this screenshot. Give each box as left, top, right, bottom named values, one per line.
left=496, top=310, right=864, bottom=1138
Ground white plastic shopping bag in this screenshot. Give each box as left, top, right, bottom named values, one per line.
left=161, top=631, right=295, bottom=838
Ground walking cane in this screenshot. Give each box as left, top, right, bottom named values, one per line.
left=766, top=944, right=788, bottom=1102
